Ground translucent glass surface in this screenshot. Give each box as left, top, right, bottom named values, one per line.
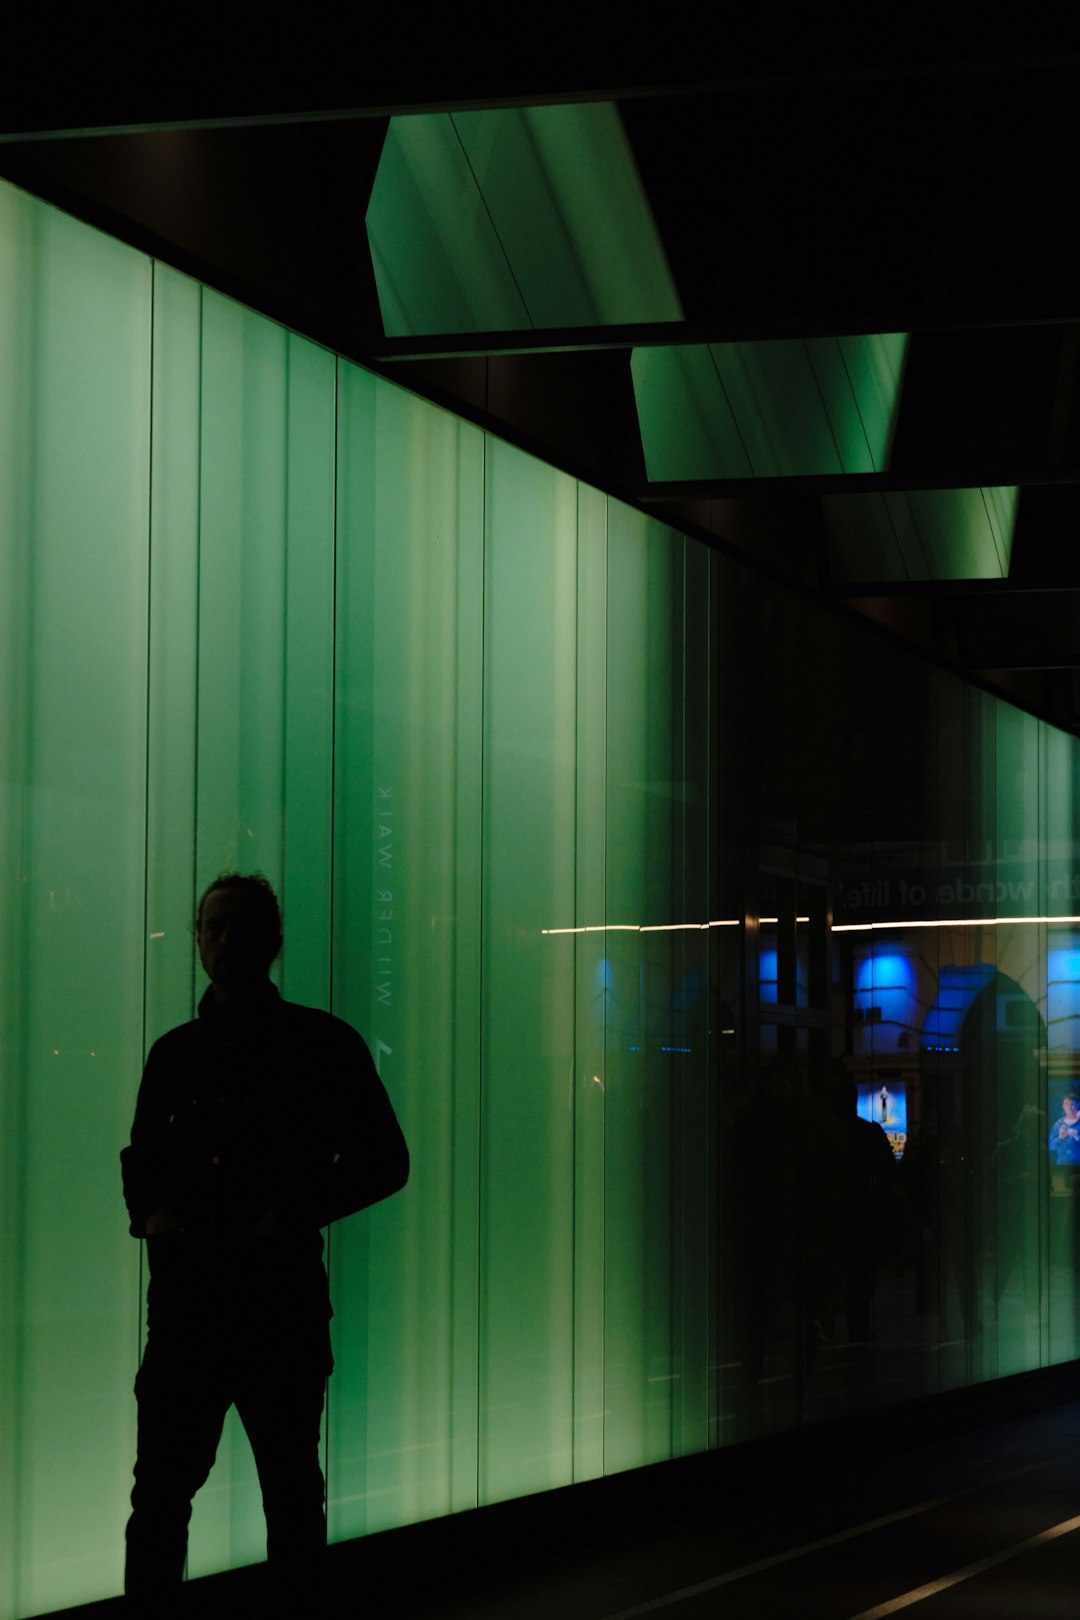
left=6, top=174, right=1080, bottom=1620
left=632, top=333, right=908, bottom=481
left=823, top=485, right=1019, bottom=581
left=330, top=365, right=486, bottom=1536
left=0, top=184, right=151, bottom=1619
left=367, top=105, right=683, bottom=336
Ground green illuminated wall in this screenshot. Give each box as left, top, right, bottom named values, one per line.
left=3, top=179, right=1080, bottom=1620
left=0, top=180, right=710, bottom=1616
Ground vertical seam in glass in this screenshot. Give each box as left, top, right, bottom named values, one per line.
left=570, top=490, right=577, bottom=1479
left=981, top=485, right=1008, bottom=577
left=192, top=284, right=204, bottom=1019
left=881, top=491, right=912, bottom=581
left=934, top=674, right=941, bottom=1389
left=705, top=345, right=755, bottom=478
left=835, top=337, right=877, bottom=470
left=329, top=358, right=339, bottom=1014
left=281, top=338, right=290, bottom=986
left=678, top=534, right=687, bottom=1458
left=804, top=338, right=845, bottom=474
left=601, top=491, right=609, bottom=1480
left=708, top=548, right=716, bottom=1448
left=909, top=493, right=935, bottom=581
left=325, top=356, right=340, bottom=1516
left=569, top=488, right=577, bottom=1481
left=139, top=258, right=156, bottom=1370
left=684, top=537, right=691, bottom=1450
left=518, top=112, right=601, bottom=326
left=476, top=429, right=487, bottom=1507
left=8, top=193, right=42, bottom=1620
left=448, top=114, right=536, bottom=332
left=1039, top=725, right=1046, bottom=1365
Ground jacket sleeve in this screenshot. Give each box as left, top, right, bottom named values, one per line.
left=120, top=1039, right=182, bottom=1238
left=314, top=1022, right=409, bottom=1229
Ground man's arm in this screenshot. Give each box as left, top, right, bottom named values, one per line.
left=120, top=1040, right=183, bottom=1238
left=315, top=1024, right=409, bottom=1229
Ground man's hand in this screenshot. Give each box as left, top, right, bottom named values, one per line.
left=145, top=1206, right=182, bottom=1235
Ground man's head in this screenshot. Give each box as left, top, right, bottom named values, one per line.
left=196, top=873, right=282, bottom=990
left=1064, top=1095, right=1080, bottom=1122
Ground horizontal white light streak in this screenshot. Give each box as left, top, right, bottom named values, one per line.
left=541, top=920, right=741, bottom=935
left=544, top=914, right=1080, bottom=936
left=833, top=914, right=1080, bottom=932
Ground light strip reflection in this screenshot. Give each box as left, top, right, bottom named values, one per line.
left=541, top=920, right=742, bottom=935
left=833, top=914, right=1080, bottom=932
left=543, top=913, right=1080, bottom=936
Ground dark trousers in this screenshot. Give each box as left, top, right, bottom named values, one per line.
left=125, top=1320, right=331, bottom=1613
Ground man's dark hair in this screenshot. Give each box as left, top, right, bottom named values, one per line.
left=196, top=873, right=283, bottom=943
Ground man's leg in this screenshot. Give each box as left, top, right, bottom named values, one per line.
left=125, top=1333, right=230, bottom=1611
left=235, top=1333, right=330, bottom=1613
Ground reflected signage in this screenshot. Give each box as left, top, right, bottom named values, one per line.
left=857, top=1078, right=907, bottom=1160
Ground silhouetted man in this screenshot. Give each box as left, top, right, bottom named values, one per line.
left=121, top=874, right=408, bottom=1615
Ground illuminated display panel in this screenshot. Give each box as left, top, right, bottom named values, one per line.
left=856, top=1078, right=908, bottom=1158
left=3, top=175, right=1080, bottom=1618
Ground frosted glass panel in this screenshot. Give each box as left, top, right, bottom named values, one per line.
left=330, top=365, right=485, bottom=1538
left=182, top=291, right=339, bottom=1580
left=145, top=264, right=200, bottom=1041
left=479, top=441, right=580, bottom=1503
left=0, top=184, right=151, bottom=1618
left=604, top=503, right=678, bottom=1474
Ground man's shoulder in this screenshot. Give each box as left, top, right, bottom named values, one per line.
left=278, top=999, right=375, bottom=1056
left=147, top=1015, right=201, bottom=1055
left=143, top=997, right=373, bottom=1067
left=139, top=1016, right=201, bottom=1088
left=279, top=998, right=362, bottom=1033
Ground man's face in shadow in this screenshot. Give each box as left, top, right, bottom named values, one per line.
left=197, top=888, right=281, bottom=991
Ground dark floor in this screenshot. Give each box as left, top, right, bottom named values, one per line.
left=397, top=1400, right=1080, bottom=1620
left=49, top=1384, right=1080, bottom=1619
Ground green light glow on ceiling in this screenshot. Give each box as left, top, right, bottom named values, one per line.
left=822, top=485, right=1020, bottom=581
left=631, top=333, right=909, bottom=480
left=366, top=104, right=684, bottom=335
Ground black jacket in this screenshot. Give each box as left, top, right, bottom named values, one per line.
left=121, top=987, right=409, bottom=1328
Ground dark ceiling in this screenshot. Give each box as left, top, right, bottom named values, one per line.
left=5, top=52, right=1080, bottom=729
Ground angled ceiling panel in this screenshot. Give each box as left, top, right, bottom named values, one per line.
left=366, top=103, right=683, bottom=337
left=631, top=332, right=907, bottom=481
left=366, top=114, right=529, bottom=336
left=823, top=485, right=1020, bottom=582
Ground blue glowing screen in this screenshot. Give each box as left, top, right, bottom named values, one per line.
left=857, top=1079, right=908, bottom=1160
